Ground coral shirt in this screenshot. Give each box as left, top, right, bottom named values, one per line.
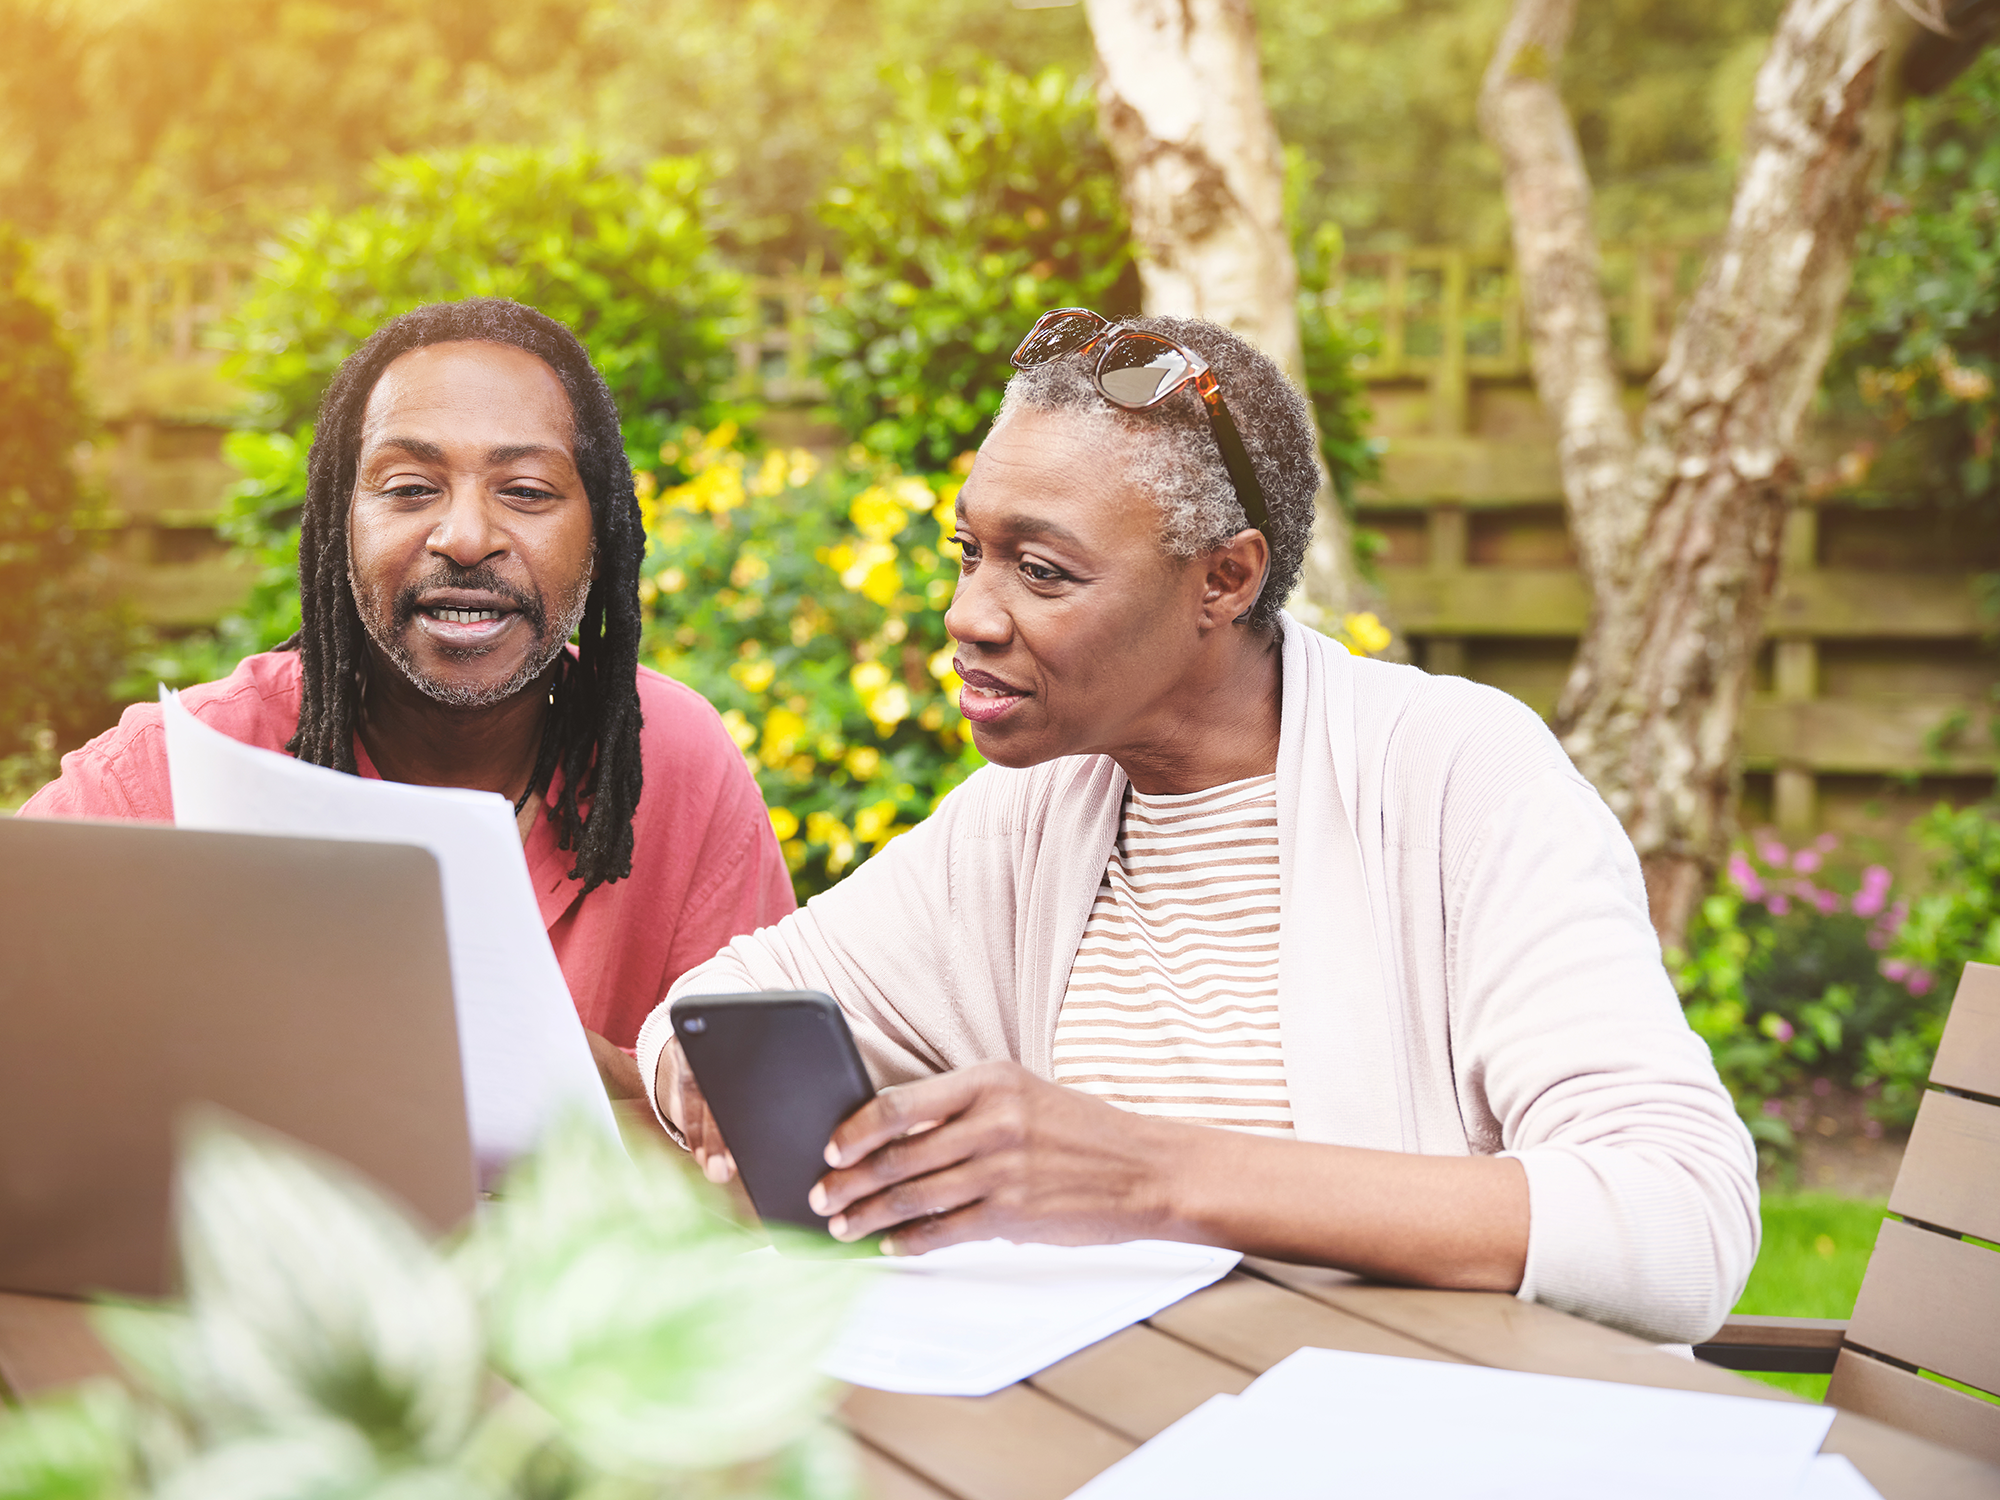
left=20, top=650, right=796, bottom=1047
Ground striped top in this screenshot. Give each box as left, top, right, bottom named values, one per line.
left=1052, top=773, right=1293, bottom=1137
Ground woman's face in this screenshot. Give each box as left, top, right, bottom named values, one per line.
left=944, top=406, right=1224, bottom=769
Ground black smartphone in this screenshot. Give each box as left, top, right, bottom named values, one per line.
left=667, top=990, right=876, bottom=1232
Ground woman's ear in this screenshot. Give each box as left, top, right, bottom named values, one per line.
left=1199, top=529, right=1270, bottom=629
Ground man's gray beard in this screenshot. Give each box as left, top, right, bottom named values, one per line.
left=357, top=567, right=595, bottom=710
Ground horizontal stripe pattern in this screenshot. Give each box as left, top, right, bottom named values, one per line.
left=1054, top=773, right=1294, bottom=1137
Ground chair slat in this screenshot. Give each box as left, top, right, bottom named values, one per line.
left=1891, top=1089, right=2000, bottom=1244
left=1847, top=1219, right=2000, bottom=1398
left=1933, top=961, right=2000, bottom=1100
left=1828, top=1350, right=2000, bottom=1469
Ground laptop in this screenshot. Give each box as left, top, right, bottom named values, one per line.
left=0, top=816, right=479, bottom=1311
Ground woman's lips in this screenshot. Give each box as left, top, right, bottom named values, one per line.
left=956, top=664, right=1030, bottom=725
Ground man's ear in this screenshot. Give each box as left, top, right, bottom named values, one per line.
left=1197, top=529, right=1269, bottom=629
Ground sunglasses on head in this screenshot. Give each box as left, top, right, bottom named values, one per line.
left=1009, top=308, right=1270, bottom=535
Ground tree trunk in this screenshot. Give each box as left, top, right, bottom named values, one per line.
left=1083, top=0, right=1374, bottom=627
left=1480, top=0, right=1917, bottom=950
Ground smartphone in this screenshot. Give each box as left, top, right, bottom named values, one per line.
left=667, top=990, right=876, bottom=1232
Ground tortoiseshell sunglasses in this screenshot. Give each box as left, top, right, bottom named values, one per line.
left=1010, top=307, right=1270, bottom=535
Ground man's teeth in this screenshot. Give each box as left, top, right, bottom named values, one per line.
left=432, top=608, right=503, bottom=623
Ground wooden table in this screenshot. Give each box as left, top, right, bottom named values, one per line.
left=7, top=1263, right=1998, bottom=1498
left=838, top=1259, right=2000, bottom=1500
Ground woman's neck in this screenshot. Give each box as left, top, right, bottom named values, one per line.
left=1114, top=627, right=1283, bottom=796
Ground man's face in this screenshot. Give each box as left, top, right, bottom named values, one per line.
left=348, top=340, right=596, bottom=708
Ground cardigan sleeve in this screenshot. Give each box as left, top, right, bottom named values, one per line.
left=1441, top=726, right=1761, bottom=1345
left=636, top=767, right=1031, bottom=1129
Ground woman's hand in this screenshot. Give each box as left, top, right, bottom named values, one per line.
left=652, top=1035, right=737, bottom=1183
left=805, top=1060, right=1185, bottom=1253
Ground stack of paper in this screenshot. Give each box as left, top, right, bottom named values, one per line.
left=1070, top=1346, right=1875, bottom=1500
left=161, top=691, right=616, bottom=1173
left=824, top=1239, right=1241, bottom=1396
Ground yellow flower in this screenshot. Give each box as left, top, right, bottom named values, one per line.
left=719, top=709, right=756, bottom=752
left=759, top=706, right=807, bottom=768
left=729, top=657, right=776, bottom=693
left=845, top=745, right=881, bottom=780
left=730, top=551, right=771, bottom=587
left=656, top=567, right=685, bottom=594
left=768, top=806, right=800, bottom=841
left=1341, top=611, right=1393, bottom=657
left=851, top=486, right=910, bottom=541
left=928, top=646, right=962, bottom=692
left=867, top=683, right=911, bottom=732
left=853, top=799, right=897, bottom=844
left=850, top=660, right=891, bottom=694
left=750, top=449, right=789, bottom=497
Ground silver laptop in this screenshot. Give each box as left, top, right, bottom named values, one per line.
left=0, top=816, right=479, bottom=1302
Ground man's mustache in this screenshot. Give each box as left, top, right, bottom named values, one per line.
left=390, top=564, right=549, bottom=638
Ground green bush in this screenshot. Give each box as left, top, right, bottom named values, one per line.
left=1831, top=49, right=1999, bottom=512
left=815, top=64, right=1141, bottom=472
left=639, top=427, right=982, bottom=899
left=0, top=227, right=136, bottom=801
left=1671, top=832, right=1933, bottom=1153
left=142, top=145, right=746, bottom=689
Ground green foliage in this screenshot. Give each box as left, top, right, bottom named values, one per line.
left=1671, top=833, right=1933, bottom=1152
left=814, top=65, right=1141, bottom=472
left=1294, top=220, right=1385, bottom=524
left=640, top=428, right=982, bottom=899
left=1830, top=50, right=2000, bottom=514
left=227, top=145, right=742, bottom=442
left=0, top=226, right=136, bottom=791
left=0, top=1115, right=859, bottom=1499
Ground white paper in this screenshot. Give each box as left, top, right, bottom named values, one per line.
left=1792, top=1455, right=1883, bottom=1500
left=1070, top=1346, right=1838, bottom=1500
left=823, top=1238, right=1241, bottom=1396
left=161, top=690, right=616, bottom=1172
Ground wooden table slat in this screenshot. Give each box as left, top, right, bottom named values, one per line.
left=1246, top=1258, right=1798, bottom=1401
left=849, top=1435, right=961, bottom=1500
left=841, top=1383, right=1133, bottom=1500
left=1147, top=1270, right=1465, bottom=1375
left=1026, top=1322, right=1252, bottom=1444
left=0, top=1291, right=121, bottom=1399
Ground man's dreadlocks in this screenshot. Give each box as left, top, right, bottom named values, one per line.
left=284, top=297, right=645, bottom=894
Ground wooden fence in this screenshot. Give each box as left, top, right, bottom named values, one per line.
left=38, top=247, right=1997, bottom=847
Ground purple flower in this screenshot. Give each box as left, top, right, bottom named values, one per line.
left=1792, top=848, right=1823, bottom=874
left=1815, top=833, right=1839, bottom=854
left=1771, top=1017, right=1795, bottom=1042
left=1907, top=970, right=1935, bottom=997
left=1881, top=959, right=1910, bottom=982
left=1757, top=837, right=1789, bottom=867
left=1763, top=1098, right=1784, bottom=1117
left=1766, top=894, right=1791, bottom=916
left=1726, top=852, right=1765, bottom=900
left=1852, top=865, right=1892, bottom=918
left=1796, top=881, right=1842, bottom=915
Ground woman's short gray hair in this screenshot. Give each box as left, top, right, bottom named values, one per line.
left=991, top=314, right=1319, bottom=634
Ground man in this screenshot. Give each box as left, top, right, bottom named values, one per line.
left=26, top=298, right=793, bottom=1089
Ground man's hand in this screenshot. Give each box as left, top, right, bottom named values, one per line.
left=585, top=1029, right=644, bottom=1099
left=652, top=1034, right=737, bottom=1183
left=805, top=1060, right=1180, bottom=1254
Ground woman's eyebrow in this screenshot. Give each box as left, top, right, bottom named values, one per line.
left=485, top=442, right=571, bottom=465
left=995, top=514, right=1085, bottom=547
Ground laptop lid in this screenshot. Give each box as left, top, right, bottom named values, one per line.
left=0, top=817, right=478, bottom=1299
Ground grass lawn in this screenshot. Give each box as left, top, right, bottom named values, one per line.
left=1731, top=1194, right=1887, bottom=1400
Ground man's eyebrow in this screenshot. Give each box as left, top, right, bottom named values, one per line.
left=367, top=436, right=447, bottom=464
left=486, top=442, right=571, bottom=465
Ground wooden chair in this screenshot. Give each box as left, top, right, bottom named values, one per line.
left=1693, top=960, right=2000, bottom=1466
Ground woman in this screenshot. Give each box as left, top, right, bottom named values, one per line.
left=636, top=311, right=1757, bottom=1344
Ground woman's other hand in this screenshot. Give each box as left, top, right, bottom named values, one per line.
left=652, top=1034, right=737, bottom=1183
left=806, top=1060, right=1184, bottom=1253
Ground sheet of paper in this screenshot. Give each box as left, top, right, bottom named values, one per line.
left=1792, top=1455, right=1883, bottom=1500
left=1070, top=1346, right=1837, bottom=1500
left=161, top=690, right=616, bottom=1172
left=823, top=1238, right=1241, bottom=1396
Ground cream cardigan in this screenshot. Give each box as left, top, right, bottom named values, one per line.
left=638, top=617, right=1760, bottom=1343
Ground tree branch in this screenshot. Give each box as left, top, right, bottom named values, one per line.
left=1477, top=0, right=1636, bottom=592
